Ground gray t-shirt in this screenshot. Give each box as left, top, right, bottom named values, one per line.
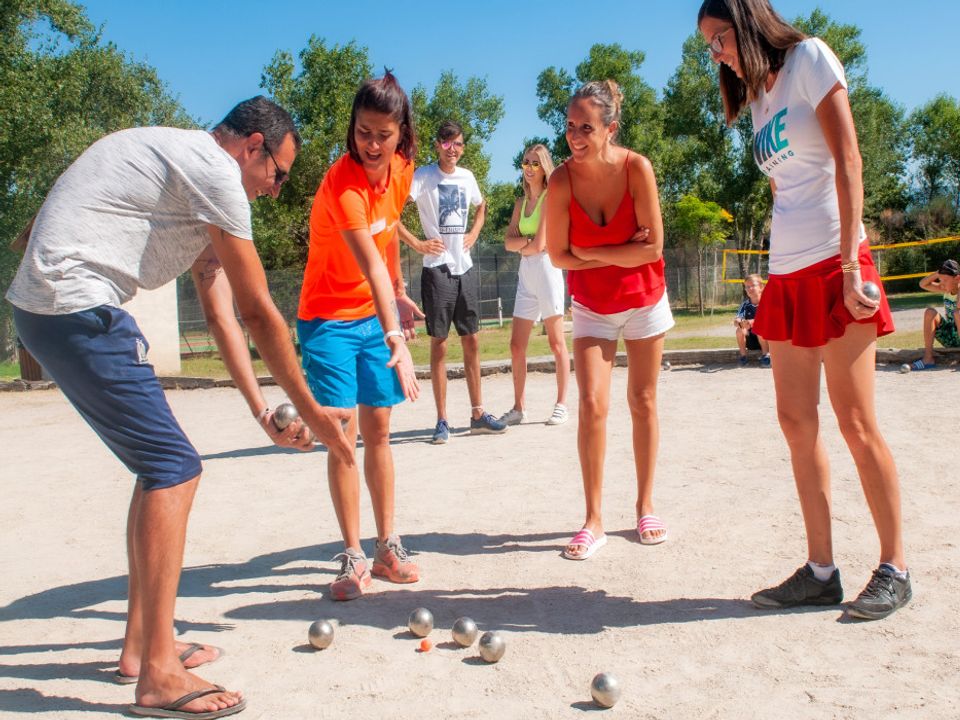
left=6, top=127, right=252, bottom=315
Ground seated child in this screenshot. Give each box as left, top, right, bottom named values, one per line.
left=914, top=259, right=960, bottom=370
left=735, top=273, right=770, bottom=368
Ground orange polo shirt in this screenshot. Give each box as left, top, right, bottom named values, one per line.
left=299, top=152, right=413, bottom=321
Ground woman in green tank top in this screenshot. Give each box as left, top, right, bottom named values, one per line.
left=497, top=144, right=570, bottom=427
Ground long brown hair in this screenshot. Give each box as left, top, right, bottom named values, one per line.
left=347, top=71, right=417, bottom=163
left=698, top=0, right=806, bottom=125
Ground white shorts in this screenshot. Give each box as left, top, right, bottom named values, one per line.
left=572, top=291, right=674, bottom=341
left=513, top=252, right=565, bottom=322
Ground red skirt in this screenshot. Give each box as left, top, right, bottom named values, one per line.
left=753, top=243, right=895, bottom=348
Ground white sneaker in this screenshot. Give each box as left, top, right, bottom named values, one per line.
left=498, top=407, right=526, bottom=426
left=546, top=403, right=568, bottom=426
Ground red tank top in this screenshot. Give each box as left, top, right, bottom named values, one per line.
left=567, top=154, right=666, bottom=314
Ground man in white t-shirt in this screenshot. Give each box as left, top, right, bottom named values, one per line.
left=398, top=121, right=506, bottom=443
left=7, top=97, right=353, bottom=718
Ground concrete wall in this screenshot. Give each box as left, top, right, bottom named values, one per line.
left=125, top=281, right=181, bottom=375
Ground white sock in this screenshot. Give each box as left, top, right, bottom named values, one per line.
left=807, top=561, right=837, bottom=581
left=881, top=562, right=908, bottom=579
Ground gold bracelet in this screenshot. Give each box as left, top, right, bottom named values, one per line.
left=840, top=260, right=861, bottom=273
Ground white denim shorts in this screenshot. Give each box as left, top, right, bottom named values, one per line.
left=572, top=291, right=674, bottom=341
left=513, top=252, right=565, bottom=322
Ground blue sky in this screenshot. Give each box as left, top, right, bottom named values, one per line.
left=78, top=0, right=959, bottom=184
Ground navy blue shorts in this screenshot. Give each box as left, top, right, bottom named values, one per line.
left=14, top=305, right=202, bottom=490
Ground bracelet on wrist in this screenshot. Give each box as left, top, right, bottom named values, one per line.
left=255, top=407, right=270, bottom=423
left=383, top=329, right=404, bottom=345
left=840, top=260, right=861, bottom=273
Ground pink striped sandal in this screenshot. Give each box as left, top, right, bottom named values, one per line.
left=562, top=528, right=607, bottom=560
left=637, top=515, right=668, bottom=545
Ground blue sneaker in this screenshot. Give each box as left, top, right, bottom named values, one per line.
left=738, top=355, right=749, bottom=367
left=760, top=354, right=771, bottom=369
left=469, top=412, right=507, bottom=435
left=431, top=419, right=450, bottom=445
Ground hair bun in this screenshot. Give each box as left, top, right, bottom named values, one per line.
left=604, top=80, right=624, bottom=114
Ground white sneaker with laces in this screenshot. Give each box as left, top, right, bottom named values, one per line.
left=546, top=403, right=568, bottom=426
left=498, top=407, right=526, bottom=426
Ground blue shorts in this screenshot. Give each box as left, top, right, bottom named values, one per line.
left=298, top=315, right=403, bottom=408
left=13, top=305, right=202, bottom=490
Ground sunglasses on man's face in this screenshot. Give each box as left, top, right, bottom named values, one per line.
left=264, top=145, right=289, bottom=186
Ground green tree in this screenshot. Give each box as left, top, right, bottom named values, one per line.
left=484, top=182, right=521, bottom=242
left=407, top=71, right=505, bottom=246
left=908, top=94, right=960, bottom=210
left=661, top=34, right=769, bottom=282
left=794, top=9, right=867, bottom=85
left=257, top=38, right=373, bottom=268
left=410, top=71, right=504, bottom=182
left=535, top=44, right=664, bottom=165
left=794, top=9, right=910, bottom=223
left=672, top=195, right=732, bottom=315
left=0, top=0, right=192, bottom=359
left=851, top=86, right=909, bottom=221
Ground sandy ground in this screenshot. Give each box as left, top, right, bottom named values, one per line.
left=1, top=361, right=958, bottom=719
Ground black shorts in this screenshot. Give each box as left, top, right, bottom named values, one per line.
left=746, top=330, right=762, bottom=351
left=421, top=265, right=480, bottom=339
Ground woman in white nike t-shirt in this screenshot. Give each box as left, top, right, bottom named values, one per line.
left=699, top=0, right=910, bottom=621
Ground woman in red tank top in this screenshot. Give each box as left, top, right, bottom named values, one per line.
left=546, top=80, right=674, bottom=560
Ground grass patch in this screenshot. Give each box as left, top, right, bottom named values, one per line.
left=7, top=293, right=928, bottom=382
left=0, top=362, right=19, bottom=379
left=886, top=292, right=939, bottom=311
left=180, top=356, right=270, bottom=378
left=664, top=336, right=736, bottom=350
left=878, top=330, right=923, bottom=348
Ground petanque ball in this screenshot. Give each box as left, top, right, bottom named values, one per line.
left=451, top=617, right=479, bottom=648
left=478, top=631, right=506, bottom=663
left=408, top=607, right=434, bottom=637
left=861, top=281, right=881, bottom=302
left=590, top=672, right=622, bottom=708
left=308, top=619, right=334, bottom=650
left=899, top=363, right=911, bottom=374
left=273, top=402, right=299, bottom=430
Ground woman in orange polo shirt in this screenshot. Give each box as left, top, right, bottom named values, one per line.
left=298, top=72, right=424, bottom=601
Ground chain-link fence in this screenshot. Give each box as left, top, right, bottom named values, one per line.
left=176, top=242, right=757, bottom=355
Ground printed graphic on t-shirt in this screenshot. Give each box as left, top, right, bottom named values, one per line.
left=753, top=108, right=794, bottom=175
left=945, top=294, right=957, bottom=318
left=438, top=183, right=468, bottom=234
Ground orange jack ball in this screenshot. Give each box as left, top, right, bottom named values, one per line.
left=419, top=638, right=433, bottom=652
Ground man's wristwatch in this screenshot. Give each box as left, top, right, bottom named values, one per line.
left=384, top=329, right=404, bottom=345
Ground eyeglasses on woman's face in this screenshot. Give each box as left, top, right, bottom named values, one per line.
left=709, top=26, right=733, bottom=57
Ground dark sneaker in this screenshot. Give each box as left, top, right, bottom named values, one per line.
left=760, top=354, right=772, bottom=369
left=431, top=419, right=450, bottom=445
left=470, top=412, right=507, bottom=435
left=751, top=564, right=843, bottom=609
left=846, top=565, right=912, bottom=620
left=738, top=355, right=749, bottom=367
